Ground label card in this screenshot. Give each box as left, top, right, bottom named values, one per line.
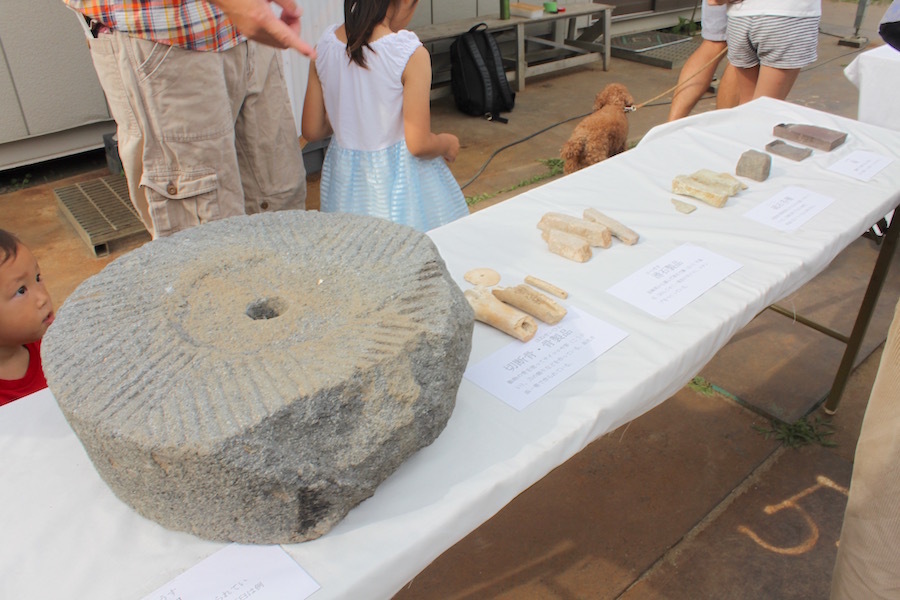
left=743, top=186, right=834, bottom=232
left=465, top=307, right=627, bottom=411
left=828, top=150, right=893, bottom=182
left=607, top=244, right=741, bottom=320
left=140, top=544, right=320, bottom=600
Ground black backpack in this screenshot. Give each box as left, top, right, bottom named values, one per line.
left=450, top=23, right=515, bottom=123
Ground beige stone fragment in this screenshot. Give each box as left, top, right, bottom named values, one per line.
left=537, top=212, right=611, bottom=248
left=671, top=198, right=696, bottom=214
left=464, top=286, right=538, bottom=342
left=464, top=268, right=501, bottom=287
left=690, top=169, right=747, bottom=195
left=582, top=208, right=639, bottom=245
left=492, top=284, right=567, bottom=325
left=524, top=275, right=568, bottom=299
left=542, top=228, right=592, bottom=262
left=671, top=175, right=729, bottom=208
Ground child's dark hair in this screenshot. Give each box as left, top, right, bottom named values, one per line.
left=345, top=0, right=392, bottom=68
left=0, top=229, right=20, bottom=267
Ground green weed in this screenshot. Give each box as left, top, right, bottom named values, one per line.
left=666, top=16, right=699, bottom=36
left=2, top=173, right=32, bottom=193
left=753, top=416, right=837, bottom=449
left=688, top=376, right=718, bottom=397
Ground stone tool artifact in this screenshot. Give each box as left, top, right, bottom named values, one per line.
left=773, top=123, right=847, bottom=151
left=671, top=198, right=697, bottom=214
left=765, top=139, right=813, bottom=162
left=492, top=284, right=567, bottom=325
left=537, top=212, right=612, bottom=247
left=42, top=211, right=474, bottom=544
left=582, top=207, right=639, bottom=245
left=542, top=228, right=592, bottom=262
left=525, top=275, right=568, bottom=299
left=464, top=285, right=538, bottom=342
left=672, top=175, right=730, bottom=208
left=690, top=169, right=747, bottom=195
left=672, top=169, right=745, bottom=208
left=465, top=267, right=501, bottom=287
left=735, top=149, right=771, bottom=181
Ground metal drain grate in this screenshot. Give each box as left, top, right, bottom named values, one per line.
left=54, top=175, right=147, bottom=257
left=611, top=34, right=700, bottom=70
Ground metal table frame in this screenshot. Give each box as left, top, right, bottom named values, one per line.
left=769, top=210, right=898, bottom=413
left=414, top=2, right=613, bottom=92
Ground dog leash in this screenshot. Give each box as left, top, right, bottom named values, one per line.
left=625, top=46, right=729, bottom=112
left=462, top=47, right=728, bottom=190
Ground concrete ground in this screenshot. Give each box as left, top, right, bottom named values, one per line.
left=0, top=1, right=896, bottom=598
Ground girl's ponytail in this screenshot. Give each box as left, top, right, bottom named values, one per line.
left=345, top=0, right=392, bottom=68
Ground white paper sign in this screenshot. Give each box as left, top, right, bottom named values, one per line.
left=464, top=307, right=627, bottom=411
left=140, top=544, right=320, bottom=600
left=607, top=244, right=741, bottom=320
left=828, top=150, right=893, bottom=182
left=743, top=186, right=835, bottom=232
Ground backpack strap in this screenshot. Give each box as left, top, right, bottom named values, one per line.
left=462, top=25, right=496, bottom=121
left=480, top=28, right=514, bottom=117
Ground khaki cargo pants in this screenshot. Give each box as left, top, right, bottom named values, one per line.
left=88, top=31, right=306, bottom=238
left=830, top=298, right=900, bottom=598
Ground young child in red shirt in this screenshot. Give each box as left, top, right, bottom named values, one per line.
left=0, top=229, right=54, bottom=405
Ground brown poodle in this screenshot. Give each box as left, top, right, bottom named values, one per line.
left=560, top=83, right=634, bottom=175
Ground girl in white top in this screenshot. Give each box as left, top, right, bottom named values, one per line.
left=301, top=0, right=469, bottom=232
left=710, top=0, right=821, bottom=104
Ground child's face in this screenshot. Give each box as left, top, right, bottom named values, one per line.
left=0, top=244, right=54, bottom=347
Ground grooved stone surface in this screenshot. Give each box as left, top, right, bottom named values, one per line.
left=42, top=211, right=474, bottom=544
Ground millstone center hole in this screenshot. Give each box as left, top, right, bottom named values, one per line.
left=246, top=297, right=287, bottom=321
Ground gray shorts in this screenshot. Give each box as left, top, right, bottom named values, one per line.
left=727, top=15, right=820, bottom=69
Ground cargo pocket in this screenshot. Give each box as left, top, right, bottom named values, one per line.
left=141, top=170, right=219, bottom=237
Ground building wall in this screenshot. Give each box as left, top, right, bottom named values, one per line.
left=0, top=0, right=113, bottom=170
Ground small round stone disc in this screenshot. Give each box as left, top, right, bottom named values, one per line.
left=464, top=267, right=501, bottom=287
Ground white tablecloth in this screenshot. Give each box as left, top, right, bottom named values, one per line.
left=3, top=98, right=899, bottom=600
left=844, top=43, right=900, bottom=131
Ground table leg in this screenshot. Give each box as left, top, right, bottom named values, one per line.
left=552, top=18, right=565, bottom=46
left=569, top=8, right=612, bottom=71
left=602, top=8, right=611, bottom=70
left=824, top=213, right=899, bottom=414
left=516, top=23, right=526, bottom=92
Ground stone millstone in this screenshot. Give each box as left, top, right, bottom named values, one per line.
left=42, top=211, right=474, bottom=544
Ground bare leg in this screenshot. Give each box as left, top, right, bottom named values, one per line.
left=715, top=62, right=739, bottom=109
left=734, top=64, right=760, bottom=105
left=667, top=40, right=727, bottom=121
left=753, top=65, right=801, bottom=101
